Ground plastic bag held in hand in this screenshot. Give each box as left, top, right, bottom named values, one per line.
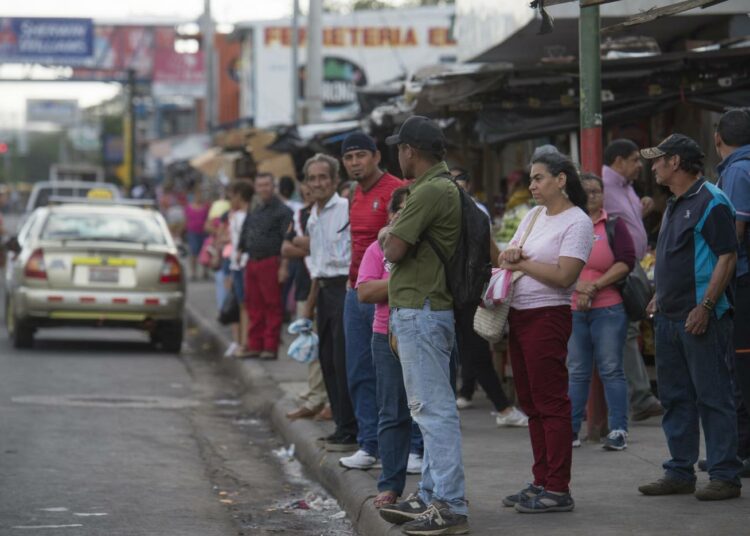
left=287, top=319, right=319, bottom=363
left=482, top=268, right=514, bottom=308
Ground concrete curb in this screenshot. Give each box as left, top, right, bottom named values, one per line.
left=185, top=303, right=399, bottom=536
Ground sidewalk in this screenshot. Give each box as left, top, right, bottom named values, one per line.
left=186, top=281, right=748, bottom=536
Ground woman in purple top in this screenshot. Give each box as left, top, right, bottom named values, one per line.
left=184, top=186, right=211, bottom=280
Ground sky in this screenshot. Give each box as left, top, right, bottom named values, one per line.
left=0, top=0, right=296, bottom=128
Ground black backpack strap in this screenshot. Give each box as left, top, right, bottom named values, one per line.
left=337, top=183, right=359, bottom=233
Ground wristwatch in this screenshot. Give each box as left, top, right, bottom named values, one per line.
left=701, top=297, right=715, bottom=312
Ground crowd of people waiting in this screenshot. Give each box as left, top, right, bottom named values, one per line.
left=162, top=108, right=750, bottom=535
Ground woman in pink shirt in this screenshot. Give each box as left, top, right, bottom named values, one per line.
left=499, top=152, right=593, bottom=513
left=569, top=173, right=635, bottom=453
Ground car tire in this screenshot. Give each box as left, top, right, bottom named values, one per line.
left=156, top=320, right=183, bottom=353
left=6, top=297, right=34, bottom=349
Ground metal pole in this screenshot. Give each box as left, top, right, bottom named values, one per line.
left=127, top=68, right=137, bottom=190
left=579, top=4, right=607, bottom=442
left=306, top=0, right=324, bottom=124
left=203, top=0, right=216, bottom=130
left=579, top=4, right=602, bottom=173
left=291, top=0, right=300, bottom=124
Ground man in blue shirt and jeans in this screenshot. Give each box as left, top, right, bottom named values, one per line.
left=716, top=109, right=750, bottom=478
left=638, top=134, right=742, bottom=501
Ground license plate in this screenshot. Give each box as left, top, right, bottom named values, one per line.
left=89, top=267, right=119, bottom=283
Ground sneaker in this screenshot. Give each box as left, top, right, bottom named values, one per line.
left=401, top=501, right=469, bottom=535
left=379, top=492, right=429, bottom=525
left=572, top=434, right=581, bottom=448
left=603, top=429, right=628, bottom=451
left=456, top=396, right=474, bottom=410
left=638, top=477, right=696, bottom=496
left=694, top=480, right=741, bottom=501
left=339, top=449, right=378, bottom=470
left=515, top=490, right=575, bottom=513
left=324, top=434, right=358, bottom=452
left=502, top=483, right=544, bottom=507
left=632, top=400, right=664, bottom=422
left=495, top=407, right=528, bottom=427
left=407, top=453, right=423, bottom=475
left=223, top=342, right=239, bottom=358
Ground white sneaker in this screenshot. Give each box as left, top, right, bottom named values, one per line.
left=406, top=453, right=423, bottom=475
left=223, top=342, right=239, bottom=358
left=495, top=407, right=529, bottom=427
left=572, top=434, right=582, bottom=448
left=456, top=396, right=474, bottom=410
left=338, top=449, right=378, bottom=470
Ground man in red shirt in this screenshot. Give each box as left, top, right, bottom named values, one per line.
left=338, top=132, right=406, bottom=470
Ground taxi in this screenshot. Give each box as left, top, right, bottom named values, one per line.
left=4, top=199, right=185, bottom=351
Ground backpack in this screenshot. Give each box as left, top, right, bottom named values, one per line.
left=604, top=216, right=653, bottom=321
left=424, top=175, right=492, bottom=310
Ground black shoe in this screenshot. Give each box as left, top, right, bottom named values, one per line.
left=324, top=434, right=358, bottom=452
left=697, top=459, right=708, bottom=472
left=401, top=501, right=469, bottom=535
left=638, top=477, right=696, bottom=496
left=379, top=492, right=429, bottom=525
left=514, top=490, right=575, bottom=513
left=316, top=433, right=338, bottom=447
left=502, top=483, right=543, bottom=507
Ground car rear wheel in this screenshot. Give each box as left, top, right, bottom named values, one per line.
left=6, top=297, right=34, bottom=349
left=154, top=320, right=183, bottom=353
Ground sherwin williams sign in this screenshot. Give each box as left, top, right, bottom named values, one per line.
left=0, top=17, right=93, bottom=63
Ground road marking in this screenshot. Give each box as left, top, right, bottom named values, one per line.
left=38, top=508, right=68, bottom=512
left=12, top=525, right=83, bottom=530
left=11, top=394, right=200, bottom=410
left=73, top=513, right=108, bottom=517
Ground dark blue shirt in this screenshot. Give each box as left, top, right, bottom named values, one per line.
left=655, top=178, right=737, bottom=321
left=717, top=144, right=750, bottom=278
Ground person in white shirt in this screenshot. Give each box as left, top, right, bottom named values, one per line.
left=226, top=180, right=253, bottom=358
left=302, top=153, right=358, bottom=452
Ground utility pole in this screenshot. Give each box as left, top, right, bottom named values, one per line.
left=291, top=0, right=300, bottom=124
left=202, top=0, right=216, bottom=131
left=579, top=3, right=607, bottom=442
left=127, top=68, right=137, bottom=190
left=305, top=0, right=324, bottom=124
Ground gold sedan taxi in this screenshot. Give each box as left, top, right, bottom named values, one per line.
left=4, top=200, right=185, bottom=351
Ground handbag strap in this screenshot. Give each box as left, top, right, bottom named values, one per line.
left=518, top=206, right=543, bottom=249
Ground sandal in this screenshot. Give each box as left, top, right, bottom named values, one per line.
left=373, top=490, right=399, bottom=509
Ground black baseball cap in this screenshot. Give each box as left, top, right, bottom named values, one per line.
left=640, top=133, right=705, bottom=162
left=341, top=132, right=377, bottom=155
left=385, top=116, right=446, bottom=153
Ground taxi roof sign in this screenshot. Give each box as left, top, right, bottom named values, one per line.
left=87, top=188, right=115, bottom=200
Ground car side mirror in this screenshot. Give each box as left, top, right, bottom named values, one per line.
left=4, top=236, right=20, bottom=255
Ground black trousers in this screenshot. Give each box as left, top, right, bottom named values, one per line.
left=455, top=304, right=512, bottom=412
left=317, top=280, right=358, bottom=438
left=734, top=277, right=750, bottom=459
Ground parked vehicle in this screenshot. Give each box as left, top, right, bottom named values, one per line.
left=25, top=181, right=122, bottom=215
left=4, top=200, right=185, bottom=351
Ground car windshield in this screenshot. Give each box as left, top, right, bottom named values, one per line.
left=40, top=212, right=167, bottom=245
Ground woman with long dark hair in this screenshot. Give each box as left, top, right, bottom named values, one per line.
left=499, top=151, right=594, bottom=513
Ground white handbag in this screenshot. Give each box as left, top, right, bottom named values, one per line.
left=473, top=207, right=543, bottom=342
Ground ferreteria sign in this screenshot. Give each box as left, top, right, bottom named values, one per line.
left=241, top=5, right=457, bottom=127
left=0, top=17, right=94, bottom=63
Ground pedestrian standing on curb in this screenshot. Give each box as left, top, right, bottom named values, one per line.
left=226, top=179, right=253, bottom=359
left=602, top=139, right=665, bottom=422
left=638, top=134, right=742, bottom=501
left=303, top=154, right=359, bottom=452
left=185, top=185, right=211, bottom=281
left=500, top=151, right=592, bottom=514
left=450, top=166, right=528, bottom=428
left=357, top=186, right=424, bottom=509
left=238, top=172, right=293, bottom=360
left=715, top=108, right=750, bottom=478
left=380, top=116, right=469, bottom=535
left=339, top=132, right=405, bottom=471
left=568, top=173, right=635, bottom=451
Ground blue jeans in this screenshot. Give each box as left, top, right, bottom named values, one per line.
left=372, top=332, right=424, bottom=494
left=568, top=303, right=629, bottom=434
left=343, top=288, right=378, bottom=456
left=654, top=313, right=742, bottom=485
left=392, top=303, right=467, bottom=516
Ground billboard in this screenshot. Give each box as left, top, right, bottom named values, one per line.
left=0, top=17, right=93, bottom=64
left=26, top=99, right=79, bottom=126
left=243, top=5, right=458, bottom=127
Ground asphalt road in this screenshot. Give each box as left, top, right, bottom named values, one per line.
left=0, top=301, right=353, bottom=535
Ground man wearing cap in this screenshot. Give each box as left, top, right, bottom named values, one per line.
left=380, top=116, right=468, bottom=534
left=715, top=109, right=750, bottom=479
left=337, top=132, right=405, bottom=471
left=638, top=134, right=742, bottom=501
left=602, top=138, right=665, bottom=422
